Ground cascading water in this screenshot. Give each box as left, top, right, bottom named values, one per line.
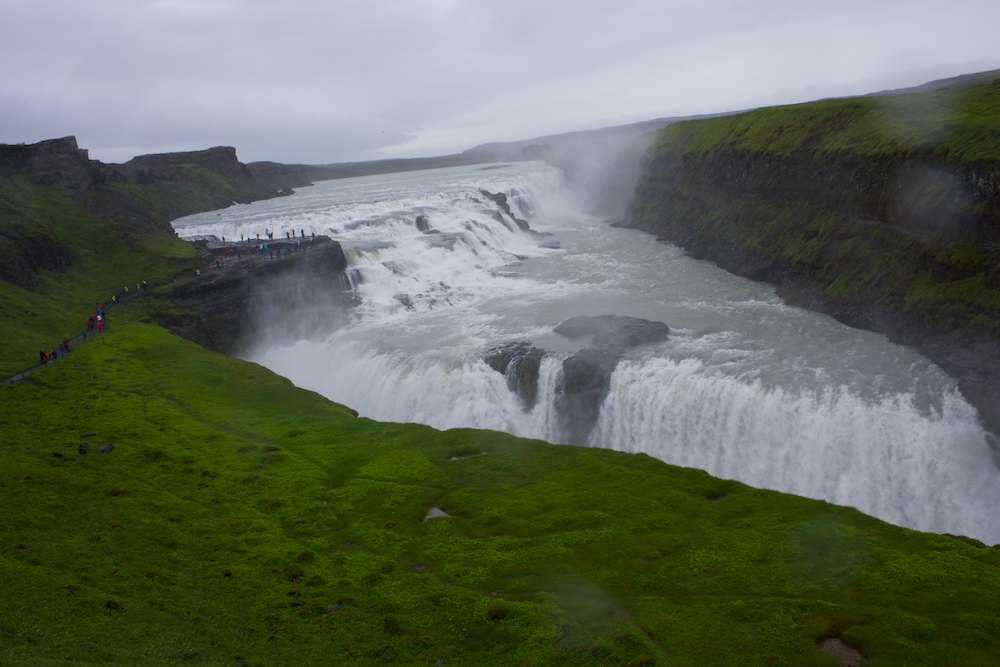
left=172, top=160, right=1000, bottom=544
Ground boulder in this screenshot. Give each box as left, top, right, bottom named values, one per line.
left=558, top=348, right=621, bottom=443
left=554, top=315, right=669, bottom=443
left=484, top=342, right=545, bottom=409
left=554, top=315, right=669, bottom=351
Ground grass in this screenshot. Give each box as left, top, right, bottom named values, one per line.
left=0, top=175, right=199, bottom=375
left=656, top=77, right=1000, bottom=164
left=1, top=312, right=1000, bottom=665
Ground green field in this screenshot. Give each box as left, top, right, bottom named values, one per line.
left=3, top=313, right=1000, bottom=665
left=656, top=77, right=1000, bottom=163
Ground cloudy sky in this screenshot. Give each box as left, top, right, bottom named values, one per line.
left=2, top=0, right=998, bottom=164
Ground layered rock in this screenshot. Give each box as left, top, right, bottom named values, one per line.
left=624, top=74, right=1000, bottom=433
left=155, top=238, right=352, bottom=354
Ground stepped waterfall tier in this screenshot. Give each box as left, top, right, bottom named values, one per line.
left=174, top=161, right=1000, bottom=544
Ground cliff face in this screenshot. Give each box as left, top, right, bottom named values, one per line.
left=626, top=74, right=1000, bottom=433
left=0, top=136, right=98, bottom=190
left=154, top=239, right=353, bottom=354
left=0, top=137, right=331, bottom=289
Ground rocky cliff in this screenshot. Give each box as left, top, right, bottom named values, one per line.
left=156, top=238, right=352, bottom=354
left=0, top=137, right=337, bottom=288
left=625, top=71, right=1000, bottom=434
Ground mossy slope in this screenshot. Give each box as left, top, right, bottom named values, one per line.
left=630, top=76, right=1000, bottom=328
left=2, top=315, right=999, bottom=665
left=0, top=175, right=198, bottom=375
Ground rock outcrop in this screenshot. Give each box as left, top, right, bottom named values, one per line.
left=480, top=190, right=530, bottom=231
left=555, top=315, right=669, bottom=443
left=155, top=238, right=353, bottom=354
left=484, top=342, right=545, bottom=409
left=482, top=315, right=670, bottom=443
left=0, top=136, right=98, bottom=190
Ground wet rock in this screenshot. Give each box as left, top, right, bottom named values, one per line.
left=415, top=214, right=431, bottom=232
left=554, top=315, right=669, bottom=443
left=483, top=341, right=545, bottom=409
left=559, top=347, right=621, bottom=443
left=394, top=293, right=415, bottom=310
left=554, top=315, right=669, bottom=351
left=480, top=189, right=531, bottom=231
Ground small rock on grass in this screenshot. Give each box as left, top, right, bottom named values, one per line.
left=423, top=506, right=452, bottom=521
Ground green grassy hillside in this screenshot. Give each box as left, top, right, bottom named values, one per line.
left=0, top=175, right=198, bottom=375
left=657, top=77, right=1000, bottom=164
left=3, top=312, right=999, bottom=665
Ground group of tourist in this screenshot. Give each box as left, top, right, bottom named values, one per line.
left=210, top=230, right=318, bottom=265
left=38, top=338, right=70, bottom=365
left=35, top=280, right=151, bottom=368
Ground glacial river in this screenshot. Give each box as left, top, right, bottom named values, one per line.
left=173, top=160, right=1000, bottom=543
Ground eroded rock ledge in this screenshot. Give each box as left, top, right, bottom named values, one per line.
left=155, top=237, right=353, bottom=354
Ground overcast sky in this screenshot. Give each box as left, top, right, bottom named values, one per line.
left=2, top=0, right=998, bottom=164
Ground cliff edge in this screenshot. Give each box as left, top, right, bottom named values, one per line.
left=626, top=71, right=1000, bottom=433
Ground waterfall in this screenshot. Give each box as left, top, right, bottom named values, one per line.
left=173, top=161, right=1000, bottom=545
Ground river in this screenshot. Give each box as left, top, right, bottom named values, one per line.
left=172, top=160, right=1000, bottom=544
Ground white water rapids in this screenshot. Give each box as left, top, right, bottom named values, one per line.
left=173, top=161, right=1000, bottom=544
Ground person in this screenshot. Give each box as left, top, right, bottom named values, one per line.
left=39, top=350, right=46, bottom=365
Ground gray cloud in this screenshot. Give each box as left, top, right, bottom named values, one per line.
left=1, top=0, right=998, bottom=163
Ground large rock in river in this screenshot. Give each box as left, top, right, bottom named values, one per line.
left=554, top=315, right=670, bottom=351
left=555, top=315, right=669, bottom=443
left=484, top=342, right=545, bottom=409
